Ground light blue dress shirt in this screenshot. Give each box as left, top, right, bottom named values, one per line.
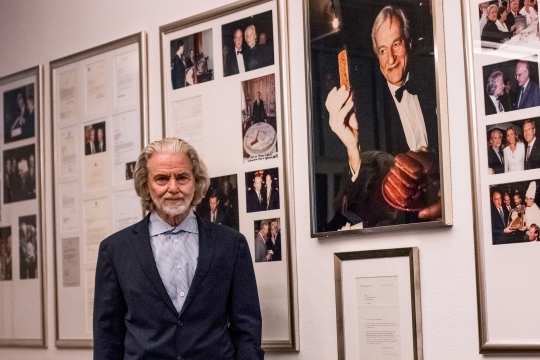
left=149, top=210, right=199, bottom=313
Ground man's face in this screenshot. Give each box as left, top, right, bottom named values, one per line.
left=511, top=0, right=519, bottom=11
left=265, top=174, right=272, bottom=187
left=488, top=6, right=498, bottom=21
left=147, top=151, right=195, bottom=221
left=259, top=33, right=267, bottom=45
left=515, top=63, right=530, bottom=87
left=494, top=76, right=505, bottom=96
left=526, top=196, right=535, bottom=207
left=524, top=122, right=536, bottom=143
left=374, top=16, right=408, bottom=86
left=261, top=223, right=269, bottom=236
left=514, top=194, right=522, bottom=205
left=209, top=196, right=219, bottom=211
left=271, top=221, right=279, bottom=235
left=177, top=45, right=184, bottom=57
left=245, top=27, right=257, bottom=48
left=527, top=227, right=538, bottom=240
left=254, top=176, right=263, bottom=192
left=97, top=128, right=104, bottom=141
left=489, top=130, right=502, bottom=148
left=492, top=192, right=502, bottom=208
left=504, top=194, right=511, bottom=207
left=234, top=29, right=243, bottom=49
left=88, top=128, right=95, bottom=142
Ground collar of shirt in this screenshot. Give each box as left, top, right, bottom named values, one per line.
left=387, top=73, right=410, bottom=99
left=149, top=210, right=198, bottom=237
left=529, top=137, right=536, bottom=149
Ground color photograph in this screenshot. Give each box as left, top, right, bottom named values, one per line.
left=19, top=215, right=38, bottom=279
left=245, top=168, right=279, bottom=213
left=84, top=121, right=107, bottom=155
left=170, top=29, right=214, bottom=89
left=253, top=218, right=282, bottom=262
left=3, top=84, right=35, bottom=143
left=196, top=174, right=239, bottom=230
left=3, top=144, right=36, bottom=204
left=0, top=227, right=12, bottom=281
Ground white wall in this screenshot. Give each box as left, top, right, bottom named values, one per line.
left=0, top=0, right=536, bottom=359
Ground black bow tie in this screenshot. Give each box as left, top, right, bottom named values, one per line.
left=236, top=50, right=242, bottom=55
left=395, top=81, right=417, bottom=102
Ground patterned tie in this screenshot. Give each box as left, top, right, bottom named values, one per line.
left=499, top=208, right=505, bottom=225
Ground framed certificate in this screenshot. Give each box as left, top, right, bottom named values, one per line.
left=462, top=0, right=540, bottom=353
left=0, top=66, right=45, bottom=347
left=334, top=247, right=423, bottom=359
left=50, top=32, right=148, bottom=347
left=159, top=0, right=297, bottom=350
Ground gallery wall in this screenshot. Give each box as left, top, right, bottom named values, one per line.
left=0, top=0, right=534, bottom=359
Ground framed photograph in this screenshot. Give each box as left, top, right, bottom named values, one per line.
left=462, top=0, right=540, bottom=352
left=305, top=0, right=452, bottom=236
left=50, top=32, right=148, bottom=348
left=0, top=66, right=45, bottom=347
left=160, top=0, right=297, bottom=350
left=334, top=247, right=423, bottom=360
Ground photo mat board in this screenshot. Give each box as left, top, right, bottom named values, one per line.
left=0, top=66, right=45, bottom=347
left=305, top=0, right=452, bottom=236
left=50, top=32, right=148, bottom=347
left=160, top=0, right=296, bottom=350
left=462, top=0, right=540, bottom=352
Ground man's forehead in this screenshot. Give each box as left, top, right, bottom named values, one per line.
left=375, top=16, right=402, bottom=41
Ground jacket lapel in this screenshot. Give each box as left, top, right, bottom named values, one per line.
left=179, top=214, right=215, bottom=317
left=131, top=214, right=178, bottom=317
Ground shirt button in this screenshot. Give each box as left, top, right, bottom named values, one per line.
left=179, top=291, right=185, bottom=297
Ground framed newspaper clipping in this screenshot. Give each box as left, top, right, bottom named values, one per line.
left=50, top=32, right=148, bottom=347
left=462, top=0, right=540, bottom=353
left=160, top=0, right=297, bottom=351
left=0, top=66, right=45, bottom=347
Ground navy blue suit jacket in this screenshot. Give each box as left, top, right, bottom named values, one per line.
left=93, top=214, right=264, bottom=360
left=516, top=80, right=540, bottom=110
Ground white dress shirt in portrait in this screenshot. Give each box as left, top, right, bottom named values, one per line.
left=489, top=95, right=505, bottom=113
left=235, top=48, right=245, bottom=73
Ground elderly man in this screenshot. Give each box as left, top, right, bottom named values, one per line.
left=223, top=28, right=246, bottom=76
left=485, top=70, right=511, bottom=115
left=93, top=138, right=263, bottom=359
left=325, top=5, right=440, bottom=229
left=514, top=60, right=540, bottom=110
left=487, top=128, right=505, bottom=174
left=523, top=119, right=540, bottom=170
left=491, top=191, right=509, bottom=244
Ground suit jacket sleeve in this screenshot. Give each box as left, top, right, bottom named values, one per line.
left=228, top=234, right=264, bottom=360
left=93, top=240, right=127, bottom=360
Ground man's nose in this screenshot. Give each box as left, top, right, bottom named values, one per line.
left=167, top=178, right=181, bottom=192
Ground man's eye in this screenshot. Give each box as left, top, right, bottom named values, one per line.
left=155, top=176, right=169, bottom=185
left=379, top=48, right=386, bottom=55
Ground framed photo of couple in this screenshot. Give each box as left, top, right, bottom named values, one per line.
left=159, top=0, right=297, bottom=351
left=462, top=0, right=540, bottom=353
left=304, top=0, right=452, bottom=236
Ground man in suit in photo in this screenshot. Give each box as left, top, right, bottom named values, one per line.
left=85, top=126, right=96, bottom=155
left=485, top=70, right=511, bottom=115
left=244, top=24, right=270, bottom=71
left=223, top=28, right=246, bottom=77
left=491, top=191, right=510, bottom=244
left=264, top=173, right=279, bottom=210
left=514, top=61, right=540, bottom=110
left=267, top=219, right=281, bottom=261
left=325, top=5, right=441, bottom=229
left=252, top=91, right=266, bottom=124
left=93, top=138, right=263, bottom=359
left=171, top=40, right=187, bottom=89
left=95, top=126, right=106, bottom=153
left=523, top=119, right=540, bottom=170
left=205, top=192, right=227, bottom=225
left=506, top=0, right=520, bottom=31
left=246, top=173, right=265, bottom=212
left=254, top=221, right=270, bottom=262
left=488, top=128, right=505, bottom=174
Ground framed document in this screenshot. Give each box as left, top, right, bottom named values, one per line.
left=50, top=32, right=148, bottom=347
left=305, top=0, right=452, bottom=236
left=0, top=66, right=45, bottom=347
left=461, top=0, right=540, bottom=353
left=160, top=0, right=297, bottom=350
left=334, top=248, right=423, bottom=360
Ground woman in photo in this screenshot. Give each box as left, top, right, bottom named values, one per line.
left=481, top=4, right=512, bottom=43
left=503, top=126, right=525, bottom=172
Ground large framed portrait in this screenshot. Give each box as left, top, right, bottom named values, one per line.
left=50, top=33, right=148, bottom=348
left=160, top=0, right=297, bottom=350
left=334, top=247, right=423, bottom=360
left=305, top=0, right=452, bottom=236
left=0, top=66, right=45, bottom=347
left=462, top=0, right=540, bottom=353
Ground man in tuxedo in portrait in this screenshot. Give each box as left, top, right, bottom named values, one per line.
left=171, top=40, right=187, bottom=89
left=325, top=5, right=441, bottom=229
left=264, top=173, right=279, bottom=210
left=251, top=91, right=266, bottom=123
left=488, top=128, right=505, bottom=174
left=254, top=221, right=270, bottom=262
left=491, top=191, right=510, bottom=244
left=95, top=126, right=106, bottom=153
left=485, top=70, right=511, bottom=115
left=246, top=172, right=265, bottom=212
left=93, top=138, right=263, bottom=359
left=506, top=0, right=520, bottom=31
left=523, top=119, right=540, bottom=170
left=267, top=219, right=281, bottom=261
left=85, top=127, right=96, bottom=155
left=206, top=192, right=227, bottom=225
left=223, top=28, right=246, bottom=77
left=514, top=61, right=540, bottom=110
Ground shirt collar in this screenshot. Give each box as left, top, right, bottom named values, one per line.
left=529, top=137, right=536, bottom=148
left=387, top=73, right=410, bottom=97
left=149, top=210, right=198, bottom=237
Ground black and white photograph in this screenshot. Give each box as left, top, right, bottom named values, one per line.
left=125, top=161, right=136, bottom=180
left=3, top=144, right=36, bottom=204
left=308, top=0, right=446, bottom=233
left=483, top=59, right=540, bottom=116
left=170, top=29, right=214, bottom=89
left=486, top=118, right=540, bottom=174
left=245, top=167, right=279, bottom=213
left=253, top=218, right=282, bottom=263
left=19, top=214, right=37, bottom=280
left=0, top=227, right=12, bottom=281
left=196, top=174, right=239, bottom=230
left=241, top=74, right=278, bottom=161
left=84, top=121, right=107, bottom=155
left=489, top=179, right=540, bottom=245
left=222, top=10, right=274, bottom=77
left=3, top=84, right=35, bottom=143
left=478, top=0, right=540, bottom=50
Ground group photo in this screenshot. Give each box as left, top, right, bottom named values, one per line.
left=196, top=174, right=239, bottom=230
left=486, top=118, right=540, bottom=174
left=84, top=121, right=107, bottom=155
left=3, top=144, right=36, bottom=204
left=170, top=29, right=214, bottom=89
left=245, top=167, right=280, bottom=213
left=19, top=215, right=37, bottom=279
left=483, top=59, right=540, bottom=115
left=0, top=226, right=12, bottom=281
left=253, top=217, right=282, bottom=263
left=490, top=179, right=540, bottom=244
left=222, top=10, right=274, bottom=77
left=3, top=84, right=35, bottom=143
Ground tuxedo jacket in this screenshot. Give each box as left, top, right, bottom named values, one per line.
left=246, top=190, right=265, bottom=212
left=93, top=214, right=263, bottom=360
left=223, top=46, right=245, bottom=77
left=485, top=93, right=511, bottom=115
left=515, top=80, right=540, bottom=110
left=171, top=55, right=186, bottom=89
left=491, top=205, right=509, bottom=245
left=488, top=147, right=505, bottom=174
left=525, top=139, right=540, bottom=170
left=252, top=100, right=266, bottom=123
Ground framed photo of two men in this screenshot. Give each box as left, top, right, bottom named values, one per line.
left=462, top=0, right=540, bottom=353
left=0, top=66, right=45, bottom=347
left=305, top=0, right=452, bottom=237
left=160, top=0, right=297, bottom=351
